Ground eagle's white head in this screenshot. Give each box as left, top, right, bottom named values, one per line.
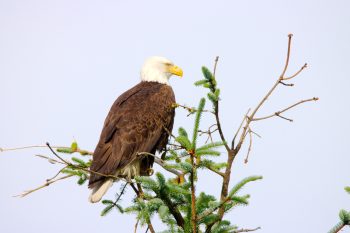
left=141, top=56, right=183, bottom=85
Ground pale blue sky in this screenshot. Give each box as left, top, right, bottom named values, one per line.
left=1, top=0, right=349, bottom=232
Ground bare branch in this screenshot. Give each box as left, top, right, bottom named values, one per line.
left=232, top=109, right=250, bottom=149
left=234, top=227, right=261, bottom=233
left=279, top=81, right=294, bottom=87
left=172, top=103, right=214, bottom=115
left=153, top=156, right=184, bottom=178
left=207, top=34, right=315, bottom=232
left=198, top=124, right=218, bottom=143
left=15, top=174, right=73, bottom=197
left=283, top=63, right=308, bottom=80
left=134, top=218, right=139, bottom=233
left=280, top=33, right=293, bottom=78
left=252, top=97, right=319, bottom=121
left=210, top=57, right=231, bottom=153
left=0, top=145, right=92, bottom=155
left=244, top=128, right=253, bottom=164
left=213, top=56, right=219, bottom=77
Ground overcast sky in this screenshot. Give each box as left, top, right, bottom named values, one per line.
left=1, top=0, right=349, bottom=232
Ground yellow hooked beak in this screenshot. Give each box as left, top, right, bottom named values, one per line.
left=168, top=65, right=183, bottom=77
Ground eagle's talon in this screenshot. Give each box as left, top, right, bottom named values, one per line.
left=147, top=168, right=154, bottom=176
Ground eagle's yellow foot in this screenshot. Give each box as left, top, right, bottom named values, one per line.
left=147, top=168, right=154, bottom=176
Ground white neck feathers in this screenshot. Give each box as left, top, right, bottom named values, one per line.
left=141, top=69, right=169, bottom=85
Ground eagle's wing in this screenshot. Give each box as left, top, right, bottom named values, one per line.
left=88, top=82, right=175, bottom=188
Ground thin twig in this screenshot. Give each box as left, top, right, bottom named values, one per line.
left=207, top=34, right=312, bottom=232
left=172, top=103, right=214, bottom=115
left=232, top=109, right=250, bottom=149
left=279, top=81, right=294, bottom=87
left=46, top=143, right=120, bottom=180
left=15, top=174, right=73, bottom=197
left=134, top=218, right=139, bottom=233
left=131, top=184, right=155, bottom=233
left=283, top=63, right=308, bottom=80
left=280, top=34, right=293, bottom=78
left=2, top=144, right=183, bottom=180
left=198, top=124, right=218, bottom=143
left=113, top=182, right=128, bottom=205
left=252, top=97, right=318, bottom=121
left=244, top=128, right=253, bottom=164
left=211, top=57, right=231, bottom=152
left=234, top=227, right=261, bottom=233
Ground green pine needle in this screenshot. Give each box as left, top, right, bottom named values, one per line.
left=156, top=172, right=166, bottom=189
left=194, top=79, right=209, bottom=86
left=102, top=199, right=114, bottom=205
left=70, top=141, right=78, bottom=151
left=192, top=98, right=206, bottom=149
left=195, top=149, right=221, bottom=156
left=208, top=92, right=218, bottom=103
left=345, top=186, right=350, bottom=194
left=229, top=176, right=263, bottom=197
left=231, top=195, right=250, bottom=205
left=164, top=150, right=178, bottom=161
left=56, top=147, right=74, bottom=154
left=214, top=89, right=220, bottom=99
left=115, top=204, right=124, bottom=213
left=196, top=141, right=226, bottom=151
left=77, top=173, right=87, bottom=185
left=61, top=168, right=80, bottom=176
left=178, top=127, right=189, bottom=138
left=101, top=204, right=114, bottom=216
left=339, top=209, right=350, bottom=224
left=135, top=176, right=159, bottom=192
left=175, top=135, right=191, bottom=150
left=179, top=162, right=193, bottom=173
left=202, top=66, right=214, bottom=80
left=72, top=157, right=87, bottom=167
left=158, top=205, right=169, bottom=220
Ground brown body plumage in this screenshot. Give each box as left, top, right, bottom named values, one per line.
left=88, top=56, right=182, bottom=203
left=88, top=81, right=175, bottom=201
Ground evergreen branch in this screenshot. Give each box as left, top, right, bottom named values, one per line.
left=196, top=140, right=224, bottom=152
left=228, top=176, right=263, bottom=197
left=192, top=98, right=206, bottom=149
left=199, top=176, right=261, bottom=221
left=130, top=185, right=156, bottom=233
left=328, top=221, right=347, bottom=233
left=158, top=189, right=185, bottom=229
left=137, top=152, right=184, bottom=178
left=2, top=145, right=184, bottom=182
left=190, top=150, right=197, bottom=233
left=46, top=143, right=120, bottom=180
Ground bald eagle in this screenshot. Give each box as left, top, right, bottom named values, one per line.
left=88, top=56, right=183, bottom=203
